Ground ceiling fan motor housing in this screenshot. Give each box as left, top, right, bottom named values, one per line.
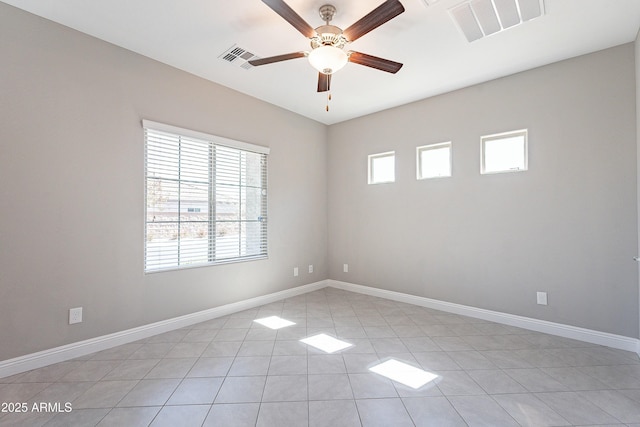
left=312, top=4, right=347, bottom=50
left=309, top=16, right=348, bottom=75
left=311, top=25, right=347, bottom=49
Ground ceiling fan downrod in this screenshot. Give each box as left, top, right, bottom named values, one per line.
left=318, top=4, right=336, bottom=24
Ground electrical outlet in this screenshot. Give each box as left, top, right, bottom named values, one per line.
left=69, top=307, right=83, bottom=324
left=536, top=292, right=548, bottom=305
left=343, top=263, right=349, bottom=273
left=308, top=264, right=313, bottom=274
left=293, top=267, right=298, bottom=277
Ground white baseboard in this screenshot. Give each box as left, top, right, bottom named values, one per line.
left=2, top=277, right=638, bottom=379
left=0, top=280, right=328, bottom=379
left=328, top=280, right=640, bottom=355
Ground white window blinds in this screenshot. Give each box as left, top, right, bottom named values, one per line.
left=143, top=120, right=269, bottom=272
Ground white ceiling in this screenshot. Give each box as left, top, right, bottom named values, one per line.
left=3, top=0, right=640, bottom=125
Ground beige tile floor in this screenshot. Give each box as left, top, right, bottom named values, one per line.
left=1, top=287, right=639, bottom=426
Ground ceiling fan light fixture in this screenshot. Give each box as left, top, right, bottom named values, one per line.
left=308, top=45, right=348, bottom=74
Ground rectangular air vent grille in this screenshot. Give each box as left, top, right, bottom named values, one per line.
left=218, top=45, right=258, bottom=69
left=450, top=0, right=544, bottom=42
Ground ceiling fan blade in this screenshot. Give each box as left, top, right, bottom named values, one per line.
left=343, top=0, right=405, bottom=42
left=261, top=0, right=316, bottom=38
left=348, top=51, right=403, bottom=73
left=317, top=73, right=331, bottom=92
left=249, top=52, right=307, bottom=66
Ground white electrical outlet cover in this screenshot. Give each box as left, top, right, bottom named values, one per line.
left=69, top=307, right=83, bottom=324
left=536, top=292, right=548, bottom=305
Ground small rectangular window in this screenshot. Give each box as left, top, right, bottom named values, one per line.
left=368, top=151, right=395, bottom=184
left=481, top=129, right=528, bottom=174
left=417, top=142, right=452, bottom=179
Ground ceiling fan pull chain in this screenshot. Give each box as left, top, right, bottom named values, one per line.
left=326, top=91, right=332, bottom=112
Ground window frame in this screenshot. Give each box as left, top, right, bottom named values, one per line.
left=480, top=129, right=528, bottom=175
left=143, top=120, right=269, bottom=273
left=416, top=142, right=452, bottom=180
left=368, top=151, right=396, bottom=185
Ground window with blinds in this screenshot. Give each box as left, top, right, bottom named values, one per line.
left=143, top=120, right=269, bottom=272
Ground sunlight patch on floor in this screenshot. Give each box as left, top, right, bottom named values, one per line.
left=370, top=359, right=438, bottom=389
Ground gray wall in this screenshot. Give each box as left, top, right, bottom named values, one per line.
left=328, top=44, right=639, bottom=338
left=636, top=29, right=640, bottom=340
left=0, top=3, right=328, bottom=361
left=1, top=3, right=638, bottom=363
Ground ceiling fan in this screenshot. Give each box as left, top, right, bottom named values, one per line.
left=249, top=0, right=405, bottom=97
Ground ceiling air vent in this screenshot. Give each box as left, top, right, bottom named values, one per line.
left=218, top=45, right=258, bottom=70
left=450, top=0, right=545, bottom=42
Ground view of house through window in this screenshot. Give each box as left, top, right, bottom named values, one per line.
left=144, top=122, right=268, bottom=272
